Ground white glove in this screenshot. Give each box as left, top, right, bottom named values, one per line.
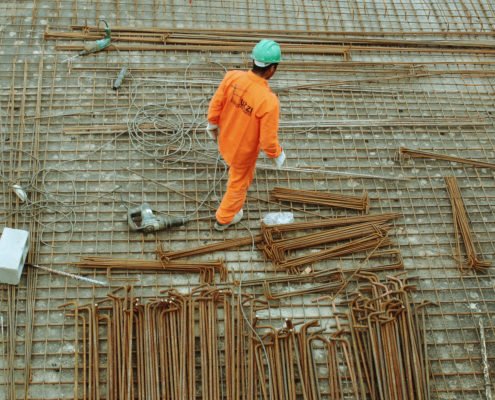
left=206, top=123, right=219, bottom=141
left=273, top=150, right=286, bottom=168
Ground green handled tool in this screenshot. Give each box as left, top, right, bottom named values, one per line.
left=79, top=19, right=111, bottom=56
left=64, top=19, right=112, bottom=63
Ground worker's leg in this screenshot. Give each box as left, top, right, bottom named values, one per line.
left=216, top=164, right=255, bottom=224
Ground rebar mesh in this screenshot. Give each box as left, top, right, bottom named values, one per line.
left=0, top=1, right=495, bottom=399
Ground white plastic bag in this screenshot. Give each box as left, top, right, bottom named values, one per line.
left=262, top=212, right=294, bottom=225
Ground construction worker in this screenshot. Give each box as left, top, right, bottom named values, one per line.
left=207, top=39, right=286, bottom=231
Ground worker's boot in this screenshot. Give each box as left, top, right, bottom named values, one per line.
left=214, top=209, right=243, bottom=232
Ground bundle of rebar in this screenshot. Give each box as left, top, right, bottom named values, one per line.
left=74, top=255, right=228, bottom=282
left=261, top=221, right=389, bottom=263
left=278, top=234, right=393, bottom=272
left=249, top=274, right=430, bottom=399
left=444, top=176, right=490, bottom=272
left=278, top=117, right=490, bottom=127
left=260, top=220, right=392, bottom=271
left=236, top=249, right=404, bottom=292
left=156, top=213, right=399, bottom=274
left=45, top=26, right=495, bottom=57
left=251, top=319, right=325, bottom=400
left=262, top=268, right=345, bottom=300
left=159, top=213, right=401, bottom=262
left=399, top=147, right=495, bottom=170
left=262, top=212, right=401, bottom=233
left=64, top=274, right=429, bottom=399
left=345, top=273, right=431, bottom=399
left=159, top=235, right=263, bottom=260
left=63, top=286, right=255, bottom=400
left=270, top=186, right=369, bottom=212
left=46, top=26, right=348, bottom=57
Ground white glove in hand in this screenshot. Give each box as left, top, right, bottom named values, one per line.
left=206, top=123, right=219, bottom=141
left=273, top=150, right=286, bottom=168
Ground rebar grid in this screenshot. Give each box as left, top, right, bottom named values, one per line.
left=4, top=0, right=495, bottom=34
left=1, top=1, right=495, bottom=399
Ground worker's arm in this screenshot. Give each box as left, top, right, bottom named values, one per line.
left=259, top=100, right=282, bottom=159
left=206, top=73, right=234, bottom=141
left=207, top=72, right=233, bottom=125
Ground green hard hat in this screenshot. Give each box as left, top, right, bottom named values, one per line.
left=251, top=39, right=281, bottom=67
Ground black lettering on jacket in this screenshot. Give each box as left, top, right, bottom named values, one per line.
left=231, top=85, right=253, bottom=116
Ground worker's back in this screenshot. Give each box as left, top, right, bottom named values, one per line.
left=208, top=70, right=280, bottom=167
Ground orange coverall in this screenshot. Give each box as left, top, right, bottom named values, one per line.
left=208, top=70, right=282, bottom=224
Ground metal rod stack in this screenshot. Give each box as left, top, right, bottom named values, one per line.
left=260, top=220, right=393, bottom=271
left=252, top=319, right=323, bottom=400
left=252, top=317, right=365, bottom=399
left=262, top=212, right=401, bottom=233
left=44, top=25, right=495, bottom=57
left=46, top=26, right=348, bottom=57
left=444, top=176, right=490, bottom=272
left=249, top=274, right=430, bottom=399
left=270, top=186, right=369, bottom=212
left=74, top=255, right=228, bottom=282
left=399, top=147, right=495, bottom=170
left=262, top=268, right=346, bottom=300
left=159, top=213, right=401, bottom=262
left=346, top=273, right=431, bottom=400
left=63, top=287, right=257, bottom=400
left=160, top=235, right=263, bottom=260
left=157, top=213, right=401, bottom=274
left=63, top=273, right=430, bottom=399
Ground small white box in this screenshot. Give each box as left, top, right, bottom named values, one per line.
left=0, top=227, right=30, bottom=285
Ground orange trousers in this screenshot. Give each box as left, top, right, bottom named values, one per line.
left=216, top=163, right=256, bottom=224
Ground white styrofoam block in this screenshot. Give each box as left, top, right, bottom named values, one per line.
left=0, top=227, right=30, bottom=285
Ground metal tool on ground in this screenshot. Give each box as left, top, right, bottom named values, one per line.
left=127, top=202, right=189, bottom=233
left=113, top=66, right=127, bottom=90
left=30, top=264, right=107, bottom=286
left=63, top=19, right=111, bottom=63
left=80, top=19, right=111, bottom=56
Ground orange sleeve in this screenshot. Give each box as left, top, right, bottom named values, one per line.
left=259, top=96, right=282, bottom=158
left=207, top=71, right=233, bottom=125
